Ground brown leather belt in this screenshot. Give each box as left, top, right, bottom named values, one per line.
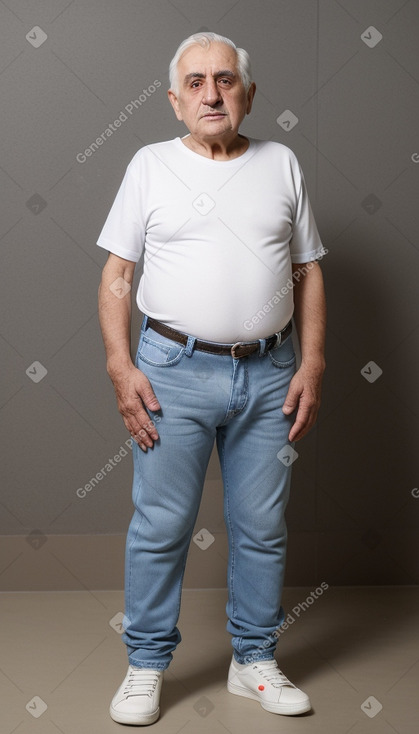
left=147, top=318, right=292, bottom=358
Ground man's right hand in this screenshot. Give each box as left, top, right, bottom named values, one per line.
left=110, top=364, right=161, bottom=451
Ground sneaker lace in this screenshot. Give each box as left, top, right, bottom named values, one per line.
left=123, top=668, right=160, bottom=699
left=254, top=660, right=293, bottom=688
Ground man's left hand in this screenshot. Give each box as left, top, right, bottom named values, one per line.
left=282, top=364, right=324, bottom=442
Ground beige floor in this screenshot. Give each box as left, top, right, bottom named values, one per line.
left=1, top=586, right=418, bottom=734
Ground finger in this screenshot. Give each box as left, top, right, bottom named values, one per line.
left=123, top=405, right=160, bottom=442
left=133, top=424, right=157, bottom=448
left=129, top=433, right=148, bottom=452
left=289, top=403, right=319, bottom=441
left=288, top=404, right=314, bottom=441
left=129, top=425, right=155, bottom=449
left=122, top=414, right=156, bottom=448
left=282, top=383, right=301, bottom=415
left=137, top=413, right=160, bottom=441
left=289, top=421, right=310, bottom=442
left=138, top=375, right=161, bottom=413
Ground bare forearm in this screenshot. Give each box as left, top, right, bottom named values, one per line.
left=292, top=261, right=326, bottom=372
left=98, top=257, right=135, bottom=377
left=283, top=261, right=326, bottom=441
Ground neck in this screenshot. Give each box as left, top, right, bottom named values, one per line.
left=181, top=133, right=249, bottom=160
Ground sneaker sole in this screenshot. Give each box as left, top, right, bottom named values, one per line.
left=109, top=704, right=160, bottom=725
left=227, top=681, right=311, bottom=716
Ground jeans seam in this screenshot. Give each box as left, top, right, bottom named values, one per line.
left=219, top=432, right=237, bottom=619
left=175, top=530, right=195, bottom=621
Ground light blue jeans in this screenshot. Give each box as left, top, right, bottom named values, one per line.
left=123, top=317, right=297, bottom=669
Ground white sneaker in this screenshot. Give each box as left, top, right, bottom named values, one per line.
left=110, top=665, right=163, bottom=725
left=227, top=657, right=311, bottom=715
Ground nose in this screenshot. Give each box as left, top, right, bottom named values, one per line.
left=202, top=78, right=222, bottom=106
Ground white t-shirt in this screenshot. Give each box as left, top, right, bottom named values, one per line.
left=97, top=136, right=324, bottom=342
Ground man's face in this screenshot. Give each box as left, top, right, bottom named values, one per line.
left=168, top=42, right=256, bottom=142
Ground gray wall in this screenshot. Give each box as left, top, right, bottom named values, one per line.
left=1, top=0, right=418, bottom=590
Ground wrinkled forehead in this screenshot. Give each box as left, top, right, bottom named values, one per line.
left=177, top=42, right=239, bottom=79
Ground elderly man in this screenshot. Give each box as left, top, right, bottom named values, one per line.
left=98, top=32, right=326, bottom=725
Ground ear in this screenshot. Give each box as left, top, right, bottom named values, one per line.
left=245, top=82, right=256, bottom=115
left=167, top=89, right=183, bottom=121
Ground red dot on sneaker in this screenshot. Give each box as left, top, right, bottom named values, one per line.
left=258, top=685, right=265, bottom=691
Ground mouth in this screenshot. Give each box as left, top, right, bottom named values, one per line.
left=202, top=112, right=227, bottom=119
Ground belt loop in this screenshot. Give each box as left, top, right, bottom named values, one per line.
left=185, top=335, right=196, bottom=357
left=142, top=314, right=149, bottom=331
left=258, top=338, right=267, bottom=356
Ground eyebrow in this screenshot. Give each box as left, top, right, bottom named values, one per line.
left=183, top=70, right=236, bottom=84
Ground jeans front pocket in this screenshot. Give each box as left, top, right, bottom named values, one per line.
left=268, top=334, right=296, bottom=368
left=137, top=330, right=185, bottom=367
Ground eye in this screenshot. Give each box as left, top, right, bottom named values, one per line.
left=218, top=78, right=232, bottom=85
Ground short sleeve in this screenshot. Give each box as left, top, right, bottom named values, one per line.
left=96, top=154, right=146, bottom=262
left=289, top=158, right=325, bottom=264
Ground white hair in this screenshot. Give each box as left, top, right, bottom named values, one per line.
left=169, top=32, right=253, bottom=94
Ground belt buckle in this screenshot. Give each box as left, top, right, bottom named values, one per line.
left=231, top=342, right=245, bottom=359
left=275, top=331, right=282, bottom=348
left=274, top=322, right=291, bottom=349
